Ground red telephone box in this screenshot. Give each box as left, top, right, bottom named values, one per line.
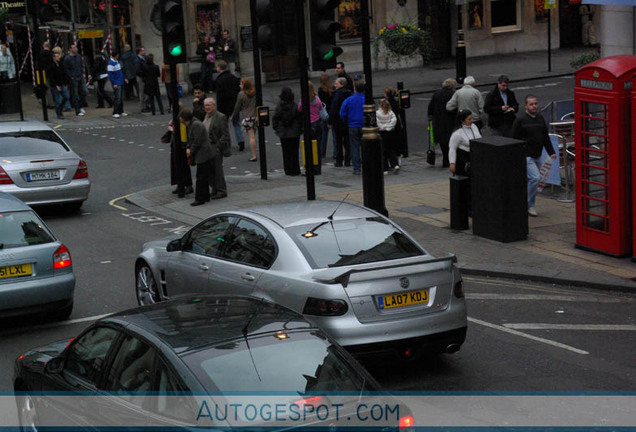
left=574, top=56, right=636, bottom=257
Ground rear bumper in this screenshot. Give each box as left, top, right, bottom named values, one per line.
left=0, top=271, right=75, bottom=316
left=1, top=179, right=90, bottom=205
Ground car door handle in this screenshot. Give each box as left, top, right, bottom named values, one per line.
left=198, top=263, right=209, bottom=271
left=241, top=274, right=255, bottom=282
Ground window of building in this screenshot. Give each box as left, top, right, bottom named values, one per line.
left=491, top=0, right=521, bottom=33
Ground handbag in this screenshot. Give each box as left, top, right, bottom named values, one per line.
left=319, top=102, right=329, bottom=122
left=426, top=121, right=436, bottom=166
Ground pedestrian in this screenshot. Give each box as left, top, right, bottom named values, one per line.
left=219, top=29, right=238, bottom=76
left=317, top=73, right=333, bottom=159
left=384, top=86, right=405, bottom=161
left=192, top=84, right=206, bottom=121
left=215, top=60, right=244, bottom=152
left=53, top=46, right=72, bottom=112
left=161, top=61, right=177, bottom=112
left=62, top=43, right=88, bottom=117
left=449, top=109, right=481, bottom=177
left=339, top=81, right=365, bottom=175
left=298, top=81, right=323, bottom=163
left=181, top=108, right=215, bottom=206
left=165, top=105, right=193, bottom=197
left=335, top=61, right=353, bottom=93
left=484, top=75, right=518, bottom=137
left=39, top=41, right=54, bottom=75
left=202, top=97, right=229, bottom=199
left=446, top=76, right=484, bottom=130
left=231, top=77, right=258, bottom=161
left=120, top=44, right=138, bottom=100
left=580, top=5, right=596, bottom=46
left=376, top=99, right=399, bottom=174
left=196, top=34, right=216, bottom=93
left=511, top=95, right=556, bottom=217
left=47, top=51, right=69, bottom=119
left=273, top=87, right=301, bottom=176
left=140, top=53, right=163, bottom=115
left=107, top=50, right=128, bottom=118
left=135, top=47, right=149, bottom=112
left=91, top=52, right=113, bottom=109
left=428, top=78, right=458, bottom=167
left=328, top=77, right=352, bottom=167
left=0, top=43, right=16, bottom=81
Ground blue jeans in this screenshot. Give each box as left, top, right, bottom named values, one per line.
left=232, top=117, right=244, bottom=144
left=113, top=85, right=124, bottom=115
left=69, top=78, right=87, bottom=114
left=319, top=119, right=329, bottom=158
left=526, top=156, right=541, bottom=208
left=50, top=85, right=69, bottom=117
left=348, top=126, right=362, bottom=173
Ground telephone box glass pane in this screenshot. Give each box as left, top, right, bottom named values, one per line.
left=580, top=101, right=609, bottom=233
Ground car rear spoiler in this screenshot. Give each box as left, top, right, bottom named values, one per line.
left=310, top=254, right=457, bottom=288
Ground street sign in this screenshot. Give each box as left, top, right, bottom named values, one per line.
left=77, top=30, right=104, bottom=39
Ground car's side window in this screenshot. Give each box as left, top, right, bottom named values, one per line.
left=104, top=334, right=155, bottom=406
left=64, top=326, right=119, bottom=386
left=221, top=219, right=276, bottom=268
left=153, top=360, right=192, bottom=420
left=182, top=216, right=235, bottom=257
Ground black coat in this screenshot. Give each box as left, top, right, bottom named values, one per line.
left=273, top=99, right=301, bottom=139
left=215, top=71, right=240, bottom=117
left=329, top=87, right=351, bottom=133
left=484, top=85, right=519, bottom=129
left=428, top=87, right=455, bottom=144
left=47, top=61, right=67, bottom=87
left=141, top=63, right=160, bottom=96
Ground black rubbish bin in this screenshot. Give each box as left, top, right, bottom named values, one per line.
left=0, top=81, right=21, bottom=114
left=471, top=136, right=528, bottom=242
left=450, top=175, right=470, bottom=230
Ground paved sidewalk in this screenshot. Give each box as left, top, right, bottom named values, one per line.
left=5, top=46, right=634, bottom=292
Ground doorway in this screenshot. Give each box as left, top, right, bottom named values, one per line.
left=418, top=0, right=452, bottom=59
left=261, top=2, right=299, bottom=81
left=559, top=0, right=583, bottom=47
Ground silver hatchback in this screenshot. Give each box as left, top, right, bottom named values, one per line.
left=135, top=201, right=467, bottom=358
left=0, top=121, right=90, bottom=209
left=0, top=192, right=75, bottom=319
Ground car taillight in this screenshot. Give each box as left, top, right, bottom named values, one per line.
left=453, top=280, right=464, bottom=298
left=293, top=395, right=323, bottom=407
left=53, top=244, right=72, bottom=269
left=73, top=160, right=88, bottom=179
left=399, top=415, right=415, bottom=431
left=303, top=297, right=348, bottom=316
left=0, top=166, right=13, bottom=185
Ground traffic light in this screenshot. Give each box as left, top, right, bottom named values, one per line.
left=309, top=0, right=343, bottom=71
left=160, top=0, right=187, bottom=64
left=255, top=0, right=285, bottom=55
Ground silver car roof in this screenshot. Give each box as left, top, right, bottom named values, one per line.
left=0, top=192, right=32, bottom=212
left=0, top=121, right=52, bottom=133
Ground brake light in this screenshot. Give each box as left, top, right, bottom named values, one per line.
left=73, top=160, right=88, bottom=179
left=53, top=244, right=72, bottom=269
left=303, top=297, right=348, bottom=316
left=399, top=415, right=415, bottom=431
left=453, top=280, right=465, bottom=298
left=0, top=166, right=13, bottom=185
left=293, top=395, right=323, bottom=407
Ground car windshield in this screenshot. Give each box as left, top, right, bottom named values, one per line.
left=0, top=210, right=55, bottom=249
left=183, top=330, right=368, bottom=393
left=0, top=131, right=70, bottom=156
left=287, top=217, right=424, bottom=268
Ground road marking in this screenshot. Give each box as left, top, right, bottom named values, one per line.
left=468, top=317, right=589, bottom=355
left=108, top=194, right=130, bottom=211
left=53, top=124, right=62, bottom=130
left=466, top=293, right=621, bottom=303
left=504, top=323, right=636, bottom=331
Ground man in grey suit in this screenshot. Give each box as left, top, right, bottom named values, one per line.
left=181, top=108, right=216, bottom=206
left=202, top=97, right=229, bottom=200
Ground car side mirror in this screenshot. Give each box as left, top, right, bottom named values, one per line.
left=167, top=239, right=182, bottom=252
left=44, top=357, right=64, bottom=375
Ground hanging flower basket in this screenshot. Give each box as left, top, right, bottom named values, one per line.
left=375, top=24, right=432, bottom=60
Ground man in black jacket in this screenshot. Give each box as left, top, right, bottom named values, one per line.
left=428, top=78, right=457, bottom=167
left=512, top=94, right=556, bottom=217
left=215, top=60, right=244, bottom=151
left=484, top=75, right=519, bottom=137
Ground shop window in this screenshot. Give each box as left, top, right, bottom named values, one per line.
left=491, top=0, right=520, bottom=33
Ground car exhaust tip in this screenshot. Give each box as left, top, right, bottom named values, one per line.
left=445, top=343, right=461, bottom=354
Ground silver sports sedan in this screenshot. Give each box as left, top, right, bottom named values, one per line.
left=135, top=201, right=467, bottom=358
left=0, top=121, right=90, bottom=209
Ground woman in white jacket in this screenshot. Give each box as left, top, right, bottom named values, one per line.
left=449, top=109, right=481, bottom=176
left=376, top=99, right=399, bottom=173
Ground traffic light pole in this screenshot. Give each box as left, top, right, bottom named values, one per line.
left=360, top=0, right=387, bottom=217
left=249, top=0, right=268, bottom=181
left=296, top=0, right=315, bottom=200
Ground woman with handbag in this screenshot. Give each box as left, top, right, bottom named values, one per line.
left=231, top=77, right=258, bottom=161
left=449, top=109, right=481, bottom=216
left=272, top=87, right=302, bottom=176
left=164, top=113, right=193, bottom=197
left=297, top=80, right=323, bottom=160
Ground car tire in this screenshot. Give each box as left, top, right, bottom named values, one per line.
left=52, top=301, right=73, bottom=321
left=136, top=263, right=160, bottom=306
left=16, top=386, right=38, bottom=432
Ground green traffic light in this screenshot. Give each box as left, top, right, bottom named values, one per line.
left=169, top=44, right=183, bottom=57
left=323, top=50, right=335, bottom=60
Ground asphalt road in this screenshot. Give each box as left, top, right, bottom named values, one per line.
left=6, top=74, right=631, bottom=396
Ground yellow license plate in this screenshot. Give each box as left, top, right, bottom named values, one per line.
left=0, top=263, right=32, bottom=279
left=378, top=289, right=429, bottom=310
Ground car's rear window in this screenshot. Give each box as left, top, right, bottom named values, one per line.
left=183, top=331, right=368, bottom=393
left=0, top=130, right=70, bottom=156
left=287, top=217, right=424, bottom=268
left=0, top=210, right=55, bottom=249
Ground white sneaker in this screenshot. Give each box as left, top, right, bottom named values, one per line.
left=121, top=112, right=128, bottom=117
left=393, top=165, right=400, bottom=173
left=528, top=207, right=538, bottom=217
left=383, top=171, right=389, bottom=175
left=80, top=108, right=86, bottom=114
left=112, top=113, right=120, bottom=118
left=77, top=112, right=85, bottom=117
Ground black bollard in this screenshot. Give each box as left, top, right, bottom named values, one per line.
left=361, top=104, right=387, bottom=217
left=450, top=175, right=470, bottom=230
